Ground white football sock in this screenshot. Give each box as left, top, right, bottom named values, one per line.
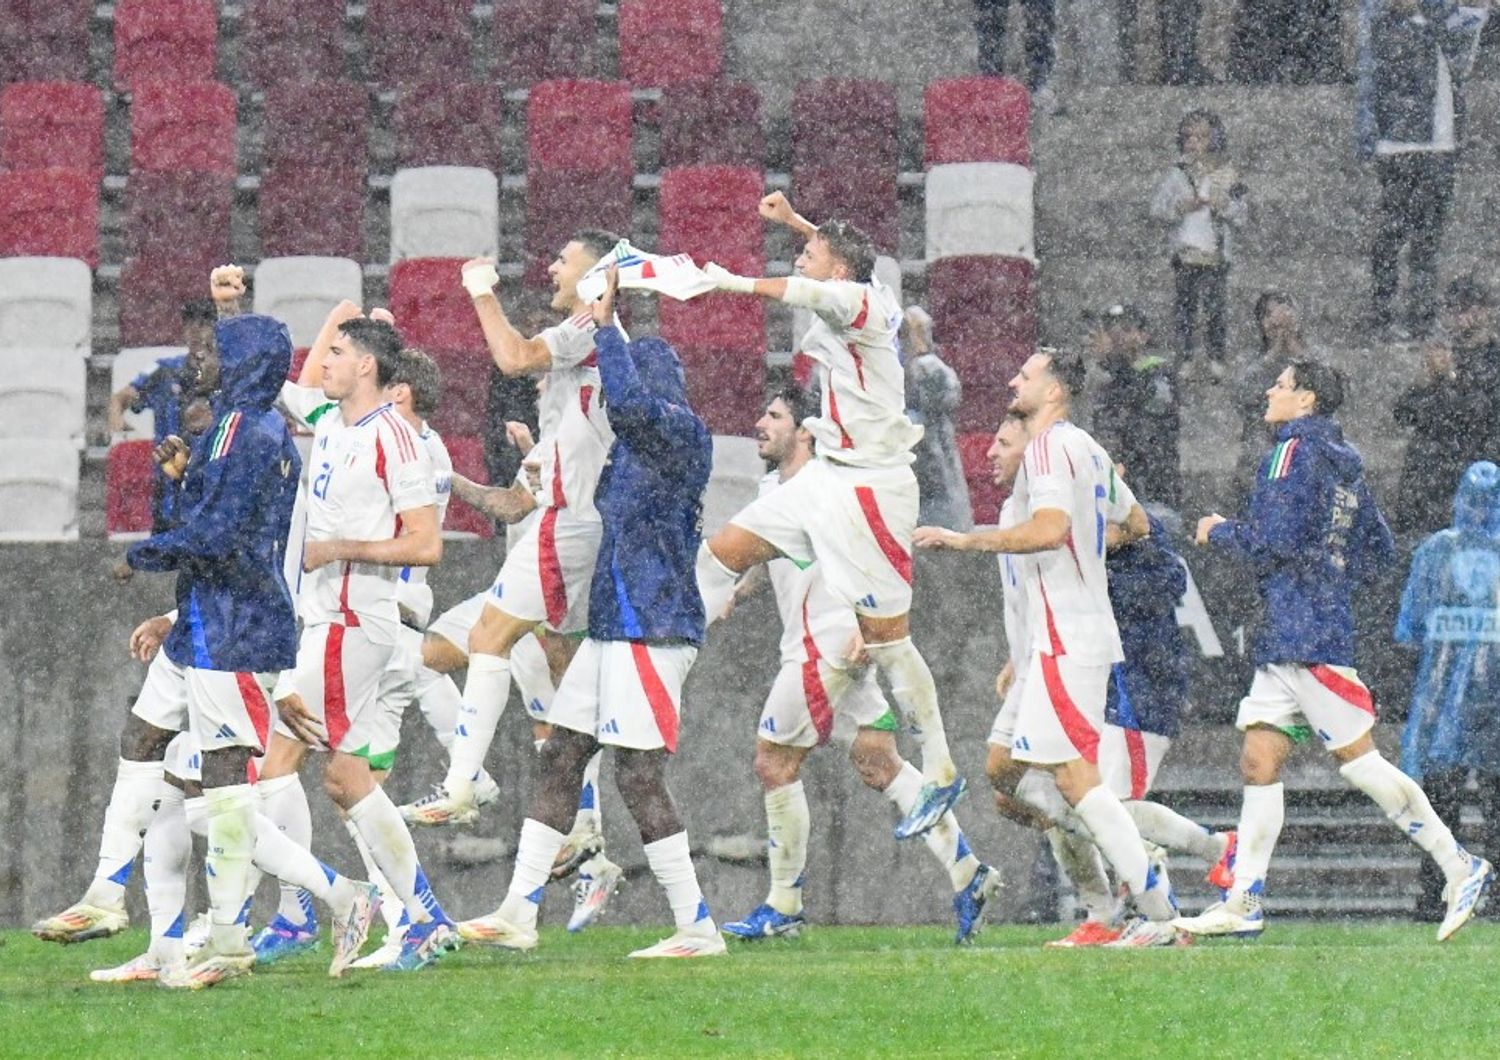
left=203, top=782, right=257, bottom=954
left=258, top=772, right=315, bottom=926
left=444, top=653, right=512, bottom=800
left=573, top=750, right=604, bottom=836
left=1232, top=782, right=1285, bottom=894
left=864, top=638, right=955, bottom=785
left=499, top=818, right=568, bottom=930
left=643, top=831, right=715, bottom=933
left=143, top=783, right=190, bottom=965
left=1126, top=799, right=1223, bottom=862
left=345, top=817, right=402, bottom=934
left=415, top=667, right=462, bottom=750
left=84, top=757, right=164, bottom=907
left=509, top=632, right=556, bottom=717
left=1015, top=769, right=1089, bottom=835
left=251, top=814, right=355, bottom=917
left=764, top=781, right=810, bottom=914
left=885, top=762, right=979, bottom=891
left=1340, top=751, right=1472, bottom=883
left=1074, top=785, right=1172, bottom=920
left=346, top=787, right=445, bottom=925
left=695, top=541, right=740, bottom=622
left=1045, top=826, right=1114, bottom=923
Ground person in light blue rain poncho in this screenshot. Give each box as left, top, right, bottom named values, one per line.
left=1396, top=460, right=1500, bottom=919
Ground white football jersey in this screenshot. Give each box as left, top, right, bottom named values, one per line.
left=394, top=423, right=452, bottom=629
left=997, top=495, right=1032, bottom=665
left=1010, top=420, right=1135, bottom=664
left=300, top=402, right=436, bottom=643
left=796, top=277, right=923, bottom=469
left=760, top=472, right=860, bottom=666
left=534, top=311, right=619, bottom=518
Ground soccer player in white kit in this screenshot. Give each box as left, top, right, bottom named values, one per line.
left=719, top=388, right=1001, bottom=943
left=697, top=192, right=965, bottom=839
left=256, top=315, right=460, bottom=971
left=915, top=349, right=1183, bottom=946
left=404, top=231, right=622, bottom=827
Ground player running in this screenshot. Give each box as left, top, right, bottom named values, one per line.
left=1178, top=361, right=1492, bottom=941
left=718, top=387, right=1001, bottom=944
left=402, top=231, right=622, bottom=828
left=460, top=266, right=724, bottom=957
left=697, top=193, right=965, bottom=838
left=916, top=349, right=1183, bottom=946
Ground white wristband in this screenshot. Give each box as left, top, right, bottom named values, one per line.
left=705, top=262, right=755, bottom=294
left=462, top=263, right=500, bottom=298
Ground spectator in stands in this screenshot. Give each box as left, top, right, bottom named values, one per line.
left=1231, top=290, right=1309, bottom=504
left=1359, top=0, right=1489, bottom=342
left=107, top=299, right=218, bottom=533
left=1396, top=460, right=1500, bottom=920
left=1444, top=276, right=1500, bottom=463
left=973, top=0, right=1057, bottom=113
left=1086, top=303, right=1182, bottom=509
left=902, top=306, right=973, bottom=531
left=1150, top=109, right=1248, bottom=383
left=1392, top=333, right=1489, bottom=534
left=1229, top=0, right=1343, bottom=83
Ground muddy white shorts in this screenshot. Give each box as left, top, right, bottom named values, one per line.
left=131, top=648, right=190, bottom=733
left=162, top=731, right=202, bottom=783
left=489, top=510, right=601, bottom=634
left=187, top=667, right=277, bottom=755
left=757, top=659, right=891, bottom=749
left=1235, top=663, right=1376, bottom=752
left=279, top=622, right=397, bottom=759
left=1010, top=652, right=1111, bottom=767
left=1099, top=725, right=1173, bottom=800
left=548, top=638, right=698, bottom=752
left=988, top=671, right=1027, bottom=749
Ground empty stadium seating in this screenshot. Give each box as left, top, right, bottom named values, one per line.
left=0, top=82, right=105, bottom=183
left=0, top=257, right=92, bottom=352
left=657, top=80, right=764, bottom=169
left=0, top=0, right=90, bottom=83
left=0, top=348, right=86, bottom=445
left=129, top=79, right=237, bottom=176
left=105, top=439, right=154, bottom=537
left=257, top=164, right=365, bottom=259
left=113, top=0, right=218, bottom=93
left=793, top=79, right=899, bottom=251
left=252, top=257, right=363, bottom=349
left=261, top=79, right=369, bottom=174
left=0, top=439, right=79, bottom=540
left=119, top=254, right=219, bottom=347
left=110, top=345, right=186, bottom=439
left=366, top=0, right=474, bottom=86
left=617, top=0, right=724, bottom=87
left=957, top=431, right=1004, bottom=523
left=491, top=0, right=597, bottom=88
left=239, top=0, right=346, bottom=89
left=124, top=170, right=233, bottom=263
left=928, top=255, right=1037, bottom=352
left=387, top=258, right=486, bottom=356
left=440, top=434, right=494, bottom=538
left=924, top=76, right=1031, bottom=167
left=389, top=166, right=500, bottom=263
left=0, top=168, right=98, bottom=266
left=393, top=82, right=502, bottom=171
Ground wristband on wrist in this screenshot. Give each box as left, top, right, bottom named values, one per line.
left=462, top=265, right=500, bottom=298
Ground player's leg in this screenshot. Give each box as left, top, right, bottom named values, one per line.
left=1101, top=725, right=1232, bottom=871
left=251, top=724, right=323, bottom=958
left=986, top=682, right=1055, bottom=832
left=725, top=737, right=813, bottom=939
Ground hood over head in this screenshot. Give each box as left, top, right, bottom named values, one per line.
left=627, top=336, right=689, bottom=407
left=1279, top=414, right=1363, bottom=483
left=213, top=314, right=292, bottom=413
left=1454, top=460, right=1500, bottom=536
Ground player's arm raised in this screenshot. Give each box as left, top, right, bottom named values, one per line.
left=299, top=299, right=366, bottom=387
left=700, top=193, right=862, bottom=312
left=461, top=257, right=553, bottom=375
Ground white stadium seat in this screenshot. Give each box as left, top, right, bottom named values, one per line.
left=703, top=434, right=762, bottom=536
left=110, top=345, right=186, bottom=442
left=0, top=439, right=79, bottom=540
left=0, top=349, right=87, bottom=446
left=252, top=257, right=364, bottom=348
left=925, top=162, right=1036, bottom=263
left=389, top=166, right=500, bottom=263
left=0, top=257, right=93, bottom=353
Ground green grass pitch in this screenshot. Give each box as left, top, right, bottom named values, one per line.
left=3, top=923, right=1498, bottom=1057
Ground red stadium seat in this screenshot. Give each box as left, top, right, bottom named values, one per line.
left=262, top=79, right=368, bottom=174
left=240, top=0, right=346, bottom=89
left=683, top=345, right=764, bottom=436
left=924, top=76, right=1030, bottom=168
left=388, top=258, right=486, bottom=356
left=0, top=0, right=91, bottom=83
left=523, top=170, right=631, bottom=288
left=492, top=0, right=597, bottom=88
left=617, top=0, right=723, bottom=88
left=119, top=253, right=220, bottom=347
left=393, top=82, right=502, bottom=171
left=258, top=164, right=365, bottom=259
left=107, top=440, right=156, bottom=536
left=658, top=80, right=764, bottom=169
left=0, top=168, right=99, bottom=266
left=441, top=434, right=494, bottom=538
left=926, top=255, right=1036, bottom=352
left=0, top=82, right=104, bottom=183
left=113, top=0, right=219, bottom=93
left=657, top=165, right=763, bottom=272
left=792, top=79, right=898, bottom=251
left=366, top=0, right=473, bottom=87
left=125, top=170, right=232, bottom=263
left=130, top=79, right=237, bottom=176
left=957, top=431, right=1005, bottom=524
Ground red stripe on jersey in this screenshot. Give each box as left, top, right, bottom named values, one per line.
left=570, top=312, right=592, bottom=328
left=324, top=624, right=352, bottom=750
left=640, top=261, right=656, bottom=279
left=337, top=562, right=361, bottom=626
left=1124, top=727, right=1149, bottom=799
left=550, top=441, right=567, bottom=508
left=1040, top=653, right=1099, bottom=764
left=382, top=411, right=417, bottom=461
left=581, top=350, right=599, bottom=368
left=1037, top=576, right=1065, bottom=656
left=374, top=434, right=388, bottom=490
left=235, top=672, right=271, bottom=752
left=826, top=382, right=855, bottom=448
left=847, top=343, right=866, bottom=389
left=854, top=486, right=913, bottom=585
left=537, top=507, right=568, bottom=629
left=799, top=592, right=834, bottom=745
left=1063, top=449, right=1074, bottom=477
left=579, top=384, right=594, bottom=417
left=850, top=291, right=869, bottom=330
left=1308, top=665, right=1375, bottom=715
left=631, top=642, right=679, bottom=753
left=1064, top=535, right=1084, bottom=582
